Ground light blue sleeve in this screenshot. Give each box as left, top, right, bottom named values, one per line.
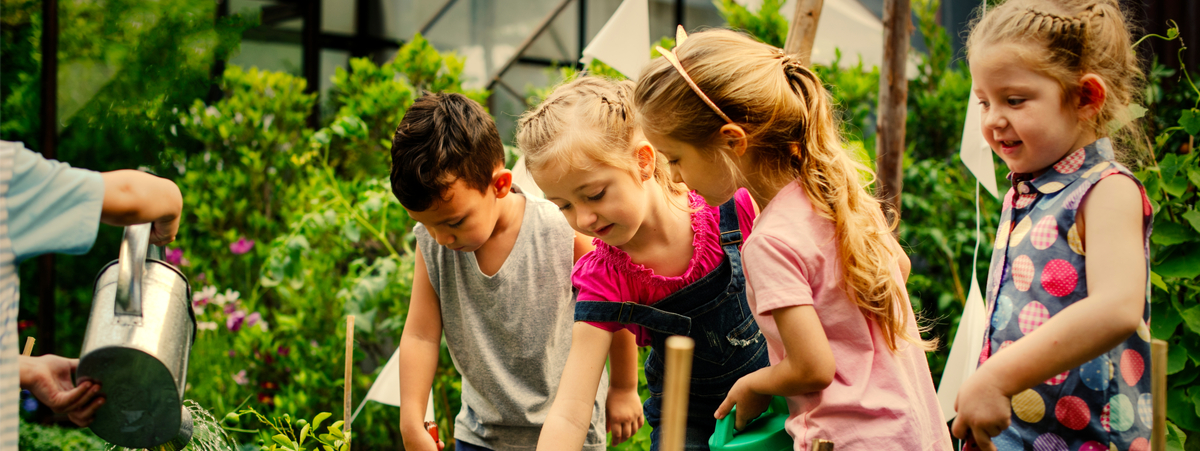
left=7, top=142, right=104, bottom=263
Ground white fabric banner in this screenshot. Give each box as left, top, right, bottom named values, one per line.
left=936, top=270, right=988, bottom=421
left=351, top=346, right=435, bottom=424
left=958, top=84, right=1000, bottom=198
left=580, top=0, right=651, bottom=80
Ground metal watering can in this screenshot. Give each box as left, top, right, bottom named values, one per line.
left=78, top=223, right=196, bottom=450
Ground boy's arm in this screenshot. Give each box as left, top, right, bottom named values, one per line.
left=950, top=176, right=1146, bottom=450
left=100, top=170, right=182, bottom=246
left=400, top=245, right=446, bottom=451
left=573, top=232, right=596, bottom=263
left=605, top=329, right=643, bottom=444
left=538, top=324, right=613, bottom=451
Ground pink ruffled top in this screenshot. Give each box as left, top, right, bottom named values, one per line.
left=572, top=190, right=756, bottom=346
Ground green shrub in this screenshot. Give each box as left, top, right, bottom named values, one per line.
left=17, top=417, right=106, bottom=451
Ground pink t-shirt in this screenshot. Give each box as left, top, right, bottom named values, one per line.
left=573, top=190, right=756, bottom=346
left=742, top=181, right=951, bottom=451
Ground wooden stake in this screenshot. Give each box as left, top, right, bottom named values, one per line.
left=661, top=336, right=694, bottom=451
left=1152, top=339, right=1167, bottom=451
left=345, top=315, right=355, bottom=450
left=875, top=0, right=912, bottom=225
left=783, top=0, right=824, bottom=66
left=21, top=337, right=35, bottom=356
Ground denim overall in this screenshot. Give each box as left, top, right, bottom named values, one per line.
left=575, top=199, right=770, bottom=451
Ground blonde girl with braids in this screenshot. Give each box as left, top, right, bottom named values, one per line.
left=633, top=28, right=951, bottom=450
left=519, top=76, right=770, bottom=451
left=947, top=1, right=1154, bottom=450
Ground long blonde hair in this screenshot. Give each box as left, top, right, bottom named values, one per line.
left=517, top=76, right=686, bottom=199
left=967, top=0, right=1149, bottom=166
left=634, top=29, right=930, bottom=352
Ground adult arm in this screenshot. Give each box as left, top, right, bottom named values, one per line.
left=950, top=175, right=1146, bottom=451
left=399, top=246, right=446, bottom=451
left=19, top=355, right=105, bottom=426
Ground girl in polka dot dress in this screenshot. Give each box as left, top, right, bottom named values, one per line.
left=951, top=1, right=1154, bottom=450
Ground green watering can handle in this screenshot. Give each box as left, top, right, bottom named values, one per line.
left=712, top=396, right=790, bottom=444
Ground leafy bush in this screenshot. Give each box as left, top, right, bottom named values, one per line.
left=17, top=417, right=106, bottom=451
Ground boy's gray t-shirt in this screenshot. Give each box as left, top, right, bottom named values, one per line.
left=416, top=191, right=608, bottom=450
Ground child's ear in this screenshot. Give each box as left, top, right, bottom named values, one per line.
left=719, top=124, right=748, bottom=157
left=1076, top=74, right=1107, bottom=122
left=492, top=168, right=514, bottom=198
left=635, top=141, right=656, bottom=182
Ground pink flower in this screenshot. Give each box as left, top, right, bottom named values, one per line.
left=165, top=247, right=184, bottom=266
left=226, top=310, right=246, bottom=332
left=277, top=346, right=290, bottom=357
left=233, top=370, right=248, bottom=385
left=230, top=237, right=255, bottom=255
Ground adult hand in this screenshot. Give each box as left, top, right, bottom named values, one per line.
left=714, top=375, right=772, bottom=431
left=149, top=213, right=180, bottom=246
left=402, top=421, right=443, bottom=451
left=605, top=386, right=644, bottom=444
left=19, top=355, right=105, bottom=426
left=950, top=374, right=1012, bottom=451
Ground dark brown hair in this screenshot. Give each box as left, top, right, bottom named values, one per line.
left=390, top=92, right=504, bottom=212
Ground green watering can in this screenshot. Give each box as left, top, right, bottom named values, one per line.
left=708, top=396, right=792, bottom=451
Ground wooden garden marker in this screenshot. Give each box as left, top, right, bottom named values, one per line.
left=21, top=337, right=34, bottom=356
left=1152, top=339, right=1167, bottom=451
left=661, top=336, right=695, bottom=451
left=811, top=438, right=835, bottom=451
left=345, top=315, right=355, bottom=450
left=783, top=0, right=824, bottom=66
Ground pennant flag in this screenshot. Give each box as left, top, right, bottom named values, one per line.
left=959, top=84, right=999, bottom=198
left=511, top=155, right=545, bottom=198
left=936, top=271, right=988, bottom=421
left=350, top=346, right=435, bottom=425
left=581, top=0, right=651, bottom=80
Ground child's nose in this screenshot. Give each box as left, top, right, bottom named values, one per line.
left=669, top=166, right=684, bottom=185
left=575, top=205, right=598, bottom=229
left=982, top=109, right=1007, bottom=130
left=434, top=230, right=454, bottom=247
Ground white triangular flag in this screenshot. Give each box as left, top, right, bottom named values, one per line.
left=350, top=346, right=435, bottom=424
left=936, top=263, right=988, bottom=421
left=581, top=0, right=650, bottom=80
left=959, top=83, right=999, bottom=198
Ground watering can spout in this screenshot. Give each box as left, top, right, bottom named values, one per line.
left=78, top=223, right=196, bottom=449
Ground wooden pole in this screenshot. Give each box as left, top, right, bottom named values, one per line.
left=345, top=315, right=355, bottom=450
left=38, top=0, right=59, bottom=357
left=1152, top=339, right=1167, bottom=451
left=783, top=0, right=823, bottom=66
left=875, top=0, right=911, bottom=224
left=661, top=336, right=694, bottom=451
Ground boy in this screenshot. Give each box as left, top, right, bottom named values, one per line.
left=1, top=140, right=183, bottom=447
left=391, top=93, right=639, bottom=451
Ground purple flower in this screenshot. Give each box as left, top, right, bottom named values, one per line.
left=21, top=392, right=37, bottom=412
left=228, top=350, right=236, bottom=357
left=165, top=247, right=184, bottom=266
left=226, top=310, right=247, bottom=332
left=230, top=237, right=255, bottom=255
left=224, top=303, right=238, bottom=315
left=246, top=312, right=262, bottom=328
left=277, top=346, right=290, bottom=357
left=196, top=272, right=206, bottom=284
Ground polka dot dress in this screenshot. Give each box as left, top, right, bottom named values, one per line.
left=979, top=139, right=1152, bottom=450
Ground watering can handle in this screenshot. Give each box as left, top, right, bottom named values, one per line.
left=115, top=223, right=152, bottom=317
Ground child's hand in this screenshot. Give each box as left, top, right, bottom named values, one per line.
left=714, top=376, right=772, bottom=431
left=149, top=214, right=180, bottom=246
left=19, top=355, right=105, bottom=426
left=605, top=386, right=644, bottom=444
left=402, top=422, right=443, bottom=451
left=950, top=374, right=1011, bottom=451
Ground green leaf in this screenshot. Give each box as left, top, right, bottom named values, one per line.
left=1157, top=249, right=1200, bottom=279
left=272, top=434, right=295, bottom=448
left=312, top=412, right=331, bottom=432
left=1153, top=220, right=1200, bottom=245
left=1168, top=387, right=1200, bottom=430
left=300, top=424, right=310, bottom=445
left=1182, top=305, right=1200, bottom=334
left=342, top=220, right=361, bottom=242
left=1153, top=303, right=1184, bottom=339
left=1170, top=341, right=1189, bottom=374
left=1184, top=209, right=1200, bottom=234
left=1180, top=109, right=1200, bottom=136
left=1167, top=421, right=1186, bottom=451
left=1173, top=363, right=1200, bottom=388
left=1152, top=271, right=1168, bottom=292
